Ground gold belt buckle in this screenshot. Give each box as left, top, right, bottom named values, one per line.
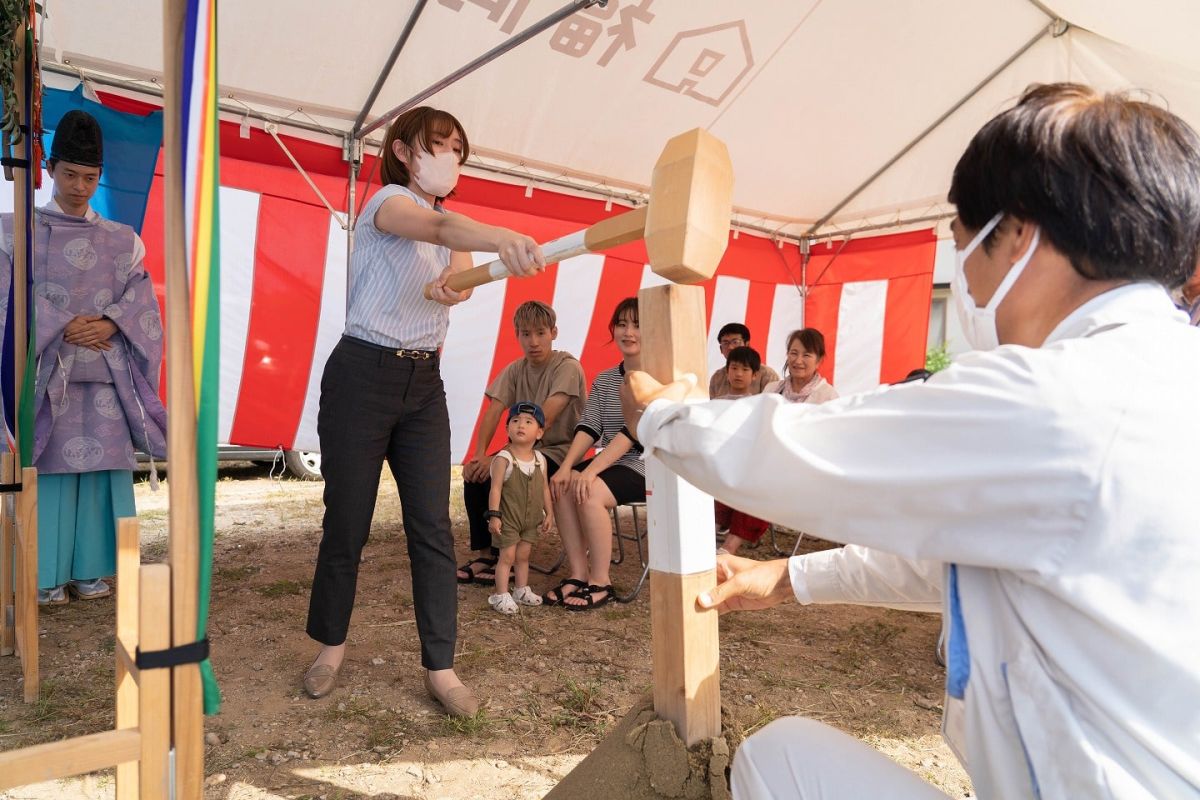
left=395, top=348, right=431, bottom=360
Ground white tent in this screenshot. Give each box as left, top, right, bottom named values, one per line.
left=42, top=0, right=1200, bottom=242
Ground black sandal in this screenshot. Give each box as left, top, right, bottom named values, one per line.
left=542, top=578, right=588, bottom=606
left=456, top=556, right=498, bottom=585
left=564, top=584, right=614, bottom=611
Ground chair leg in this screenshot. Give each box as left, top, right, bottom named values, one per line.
left=610, top=506, right=626, bottom=565
left=615, top=504, right=649, bottom=603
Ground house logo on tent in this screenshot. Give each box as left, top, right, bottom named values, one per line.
left=644, top=20, right=753, bottom=107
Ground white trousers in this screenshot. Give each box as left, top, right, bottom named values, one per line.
left=731, top=717, right=953, bottom=800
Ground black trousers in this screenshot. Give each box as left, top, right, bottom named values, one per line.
left=306, top=337, right=457, bottom=670
left=463, top=455, right=560, bottom=552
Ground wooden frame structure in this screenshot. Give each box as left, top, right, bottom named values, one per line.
left=0, top=519, right=174, bottom=797
left=0, top=10, right=40, bottom=705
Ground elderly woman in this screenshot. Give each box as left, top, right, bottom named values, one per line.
left=623, top=84, right=1200, bottom=799
left=763, top=327, right=838, bottom=404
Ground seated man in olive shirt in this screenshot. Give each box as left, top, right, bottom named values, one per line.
left=457, top=301, right=586, bottom=584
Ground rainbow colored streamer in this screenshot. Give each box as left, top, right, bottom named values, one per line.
left=181, top=0, right=221, bottom=715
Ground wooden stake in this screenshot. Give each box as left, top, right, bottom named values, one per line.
left=15, top=466, right=38, bottom=703
left=638, top=284, right=721, bottom=746
left=139, top=563, right=172, bottom=798
left=1, top=453, right=14, bottom=657
left=161, top=0, right=205, bottom=795
left=6, top=13, right=38, bottom=698
left=115, top=517, right=141, bottom=800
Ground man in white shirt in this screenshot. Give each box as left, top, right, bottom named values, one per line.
left=623, top=83, right=1200, bottom=799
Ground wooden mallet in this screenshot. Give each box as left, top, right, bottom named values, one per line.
left=422, top=127, right=732, bottom=298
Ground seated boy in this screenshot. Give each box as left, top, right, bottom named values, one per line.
left=713, top=346, right=770, bottom=554
left=486, top=402, right=555, bottom=614
left=458, top=300, right=586, bottom=584
left=708, top=322, right=779, bottom=398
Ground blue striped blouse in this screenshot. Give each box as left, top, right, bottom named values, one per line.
left=344, top=184, right=451, bottom=350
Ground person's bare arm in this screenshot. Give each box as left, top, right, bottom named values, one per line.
left=373, top=195, right=543, bottom=276
left=540, top=392, right=572, bottom=430
left=464, top=399, right=506, bottom=482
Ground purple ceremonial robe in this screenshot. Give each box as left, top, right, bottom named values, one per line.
left=1, top=207, right=166, bottom=473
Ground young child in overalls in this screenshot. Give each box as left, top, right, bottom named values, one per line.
left=486, top=402, right=555, bottom=614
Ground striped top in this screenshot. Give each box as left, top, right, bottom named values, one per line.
left=345, top=184, right=451, bottom=349
left=576, top=362, right=645, bottom=477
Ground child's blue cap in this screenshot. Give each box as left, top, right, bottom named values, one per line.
left=508, top=401, right=545, bottom=427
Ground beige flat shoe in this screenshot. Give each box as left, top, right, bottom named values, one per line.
left=423, top=673, right=479, bottom=717
left=303, top=662, right=341, bottom=699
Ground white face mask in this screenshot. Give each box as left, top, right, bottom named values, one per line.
left=952, top=213, right=1040, bottom=350
left=411, top=149, right=460, bottom=197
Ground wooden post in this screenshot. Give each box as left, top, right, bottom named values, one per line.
left=161, top=1, right=205, bottom=796
left=639, top=284, right=721, bottom=746
left=5, top=12, right=38, bottom=698
left=1, top=453, right=13, bottom=656
left=115, top=518, right=141, bottom=800
left=139, top=563, right=172, bottom=798
left=14, top=465, right=38, bottom=702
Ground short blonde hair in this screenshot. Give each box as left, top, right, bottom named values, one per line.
left=513, top=300, right=556, bottom=330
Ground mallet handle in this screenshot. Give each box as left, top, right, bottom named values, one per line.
left=423, top=206, right=648, bottom=299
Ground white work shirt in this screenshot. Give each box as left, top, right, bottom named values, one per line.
left=638, top=283, right=1200, bottom=799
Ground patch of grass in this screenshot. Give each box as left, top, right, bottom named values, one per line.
left=849, top=620, right=904, bottom=648
left=322, top=697, right=379, bottom=724
left=550, top=677, right=609, bottom=733
left=440, top=709, right=490, bottom=736
left=602, top=606, right=634, bottom=622
left=561, top=677, right=601, bottom=715
left=454, top=646, right=490, bottom=672
left=141, top=537, right=168, bottom=560
left=216, top=564, right=260, bottom=582
left=25, top=670, right=112, bottom=730
left=255, top=578, right=307, bottom=597
left=736, top=703, right=782, bottom=739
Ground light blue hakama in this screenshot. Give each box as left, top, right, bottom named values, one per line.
left=37, top=470, right=136, bottom=589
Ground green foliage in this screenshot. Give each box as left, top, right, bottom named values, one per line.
left=925, top=344, right=952, bottom=373
left=255, top=578, right=306, bottom=597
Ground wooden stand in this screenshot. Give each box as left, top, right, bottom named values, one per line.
left=0, top=518, right=174, bottom=797
left=0, top=15, right=40, bottom=702
left=1, top=457, right=38, bottom=701
left=640, top=284, right=722, bottom=746
left=1, top=454, right=15, bottom=657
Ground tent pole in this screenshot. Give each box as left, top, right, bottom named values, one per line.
left=824, top=211, right=955, bottom=240
left=351, top=0, right=429, bottom=138
left=799, top=238, right=810, bottom=329
left=346, top=147, right=358, bottom=311
left=805, top=22, right=1056, bottom=236
left=358, top=0, right=606, bottom=140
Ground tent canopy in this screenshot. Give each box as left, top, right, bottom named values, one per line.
left=45, top=0, right=1200, bottom=240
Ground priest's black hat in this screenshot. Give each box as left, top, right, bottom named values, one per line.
left=49, top=110, right=104, bottom=168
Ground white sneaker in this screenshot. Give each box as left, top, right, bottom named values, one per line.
left=488, top=592, right=519, bottom=615
left=38, top=585, right=69, bottom=606
left=512, top=586, right=542, bottom=606
left=68, top=578, right=112, bottom=600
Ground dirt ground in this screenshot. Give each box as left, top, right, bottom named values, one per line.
left=1, top=464, right=973, bottom=799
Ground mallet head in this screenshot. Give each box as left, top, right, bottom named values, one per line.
left=645, top=128, right=734, bottom=285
